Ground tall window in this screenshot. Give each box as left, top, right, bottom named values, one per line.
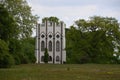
left=56, top=41, right=60, bottom=51
left=49, top=41, right=52, bottom=51
left=49, top=56, right=52, bottom=61
left=56, top=56, right=59, bottom=61
left=41, top=56, right=44, bottom=61
left=41, top=41, right=45, bottom=51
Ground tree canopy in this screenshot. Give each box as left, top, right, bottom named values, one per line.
left=0, top=0, right=38, bottom=38
left=42, top=16, right=59, bottom=24
left=66, top=16, right=120, bottom=64
left=0, top=4, right=18, bottom=41
left=0, top=0, right=37, bottom=68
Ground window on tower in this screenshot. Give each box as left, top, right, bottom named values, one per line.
left=49, top=35, right=52, bottom=38
left=49, top=41, right=52, bottom=51
left=56, top=34, right=60, bottom=38
left=56, top=41, right=60, bottom=51
left=49, top=56, right=52, bottom=61
left=41, top=41, right=45, bottom=51
left=56, top=56, right=60, bottom=61
left=41, top=56, right=44, bottom=61
left=41, top=34, right=45, bottom=38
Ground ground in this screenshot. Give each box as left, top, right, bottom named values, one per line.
left=0, top=64, right=120, bottom=80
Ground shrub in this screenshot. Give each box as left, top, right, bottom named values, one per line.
left=0, top=39, right=14, bottom=68
left=13, top=55, right=21, bottom=65
left=44, top=48, right=49, bottom=63
left=0, top=54, right=14, bottom=68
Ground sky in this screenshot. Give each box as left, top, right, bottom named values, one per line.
left=27, top=0, right=120, bottom=28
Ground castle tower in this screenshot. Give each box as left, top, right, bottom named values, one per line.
left=35, top=20, right=66, bottom=64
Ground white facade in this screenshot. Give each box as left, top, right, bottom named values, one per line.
left=35, top=20, right=66, bottom=64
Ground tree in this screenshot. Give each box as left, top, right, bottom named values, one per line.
left=0, top=3, right=37, bottom=66
left=66, top=16, right=120, bottom=64
left=0, top=0, right=38, bottom=65
left=9, top=37, right=36, bottom=64
left=8, top=39, right=22, bottom=64
left=0, top=39, right=14, bottom=68
left=0, top=4, right=18, bottom=41
left=21, top=37, right=36, bottom=63
left=1, top=0, right=38, bottom=38
left=44, top=48, right=49, bottom=63
left=42, top=16, right=59, bottom=24
left=0, top=4, right=16, bottom=68
left=66, top=26, right=90, bottom=63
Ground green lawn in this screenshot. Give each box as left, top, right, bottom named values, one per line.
left=0, top=64, right=120, bottom=80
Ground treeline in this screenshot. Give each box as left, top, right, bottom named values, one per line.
left=0, top=0, right=37, bottom=68
left=66, top=16, right=120, bottom=64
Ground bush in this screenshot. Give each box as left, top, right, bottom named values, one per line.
left=21, top=37, right=36, bottom=63
left=18, top=53, right=29, bottom=64
left=0, top=39, right=15, bottom=68
left=0, top=54, right=14, bottom=68
left=44, top=48, right=49, bottom=63
left=13, top=55, right=21, bottom=65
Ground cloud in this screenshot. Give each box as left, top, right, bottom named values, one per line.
left=27, top=0, right=120, bottom=27
left=29, top=4, right=98, bottom=26
left=28, top=0, right=120, bottom=7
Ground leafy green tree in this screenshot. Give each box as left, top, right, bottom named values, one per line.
left=44, top=48, right=49, bottom=63
left=42, top=16, right=59, bottom=24
left=0, top=39, right=14, bottom=68
left=1, top=0, right=38, bottom=38
left=8, top=39, right=22, bottom=64
left=66, top=16, right=120, bottom=64
left=75, top=16, right=120, bottom=63
left=0, top=4, right=18, bottom=41
left=0, top=1, right=38, bottom=65
left=21, top=37, right=36, bottom=63
left=0, top=4, right=17, bottom=67
left=66, top=26, right=90, bottom=63
left=9, top=37, right=36, bottom=64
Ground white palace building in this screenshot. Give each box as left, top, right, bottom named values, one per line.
left=35, top=20, right=66, bottom=64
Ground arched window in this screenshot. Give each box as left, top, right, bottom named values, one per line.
left=41, top=41, right=45, bottom=51
left=56, top=41, right=60, bottom=51
left=56, top=56, right=59, bottom=61
left=49, top=41, right=52, bottom=51
left=41, top=56, right=44, bottom=61
left=49, top=56, right=52, bottom=61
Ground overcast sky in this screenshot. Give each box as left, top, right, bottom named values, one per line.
left=27, top=0, right=120, bottom=28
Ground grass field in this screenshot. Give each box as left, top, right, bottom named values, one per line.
left=0, top=64, right=120, bottom=80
